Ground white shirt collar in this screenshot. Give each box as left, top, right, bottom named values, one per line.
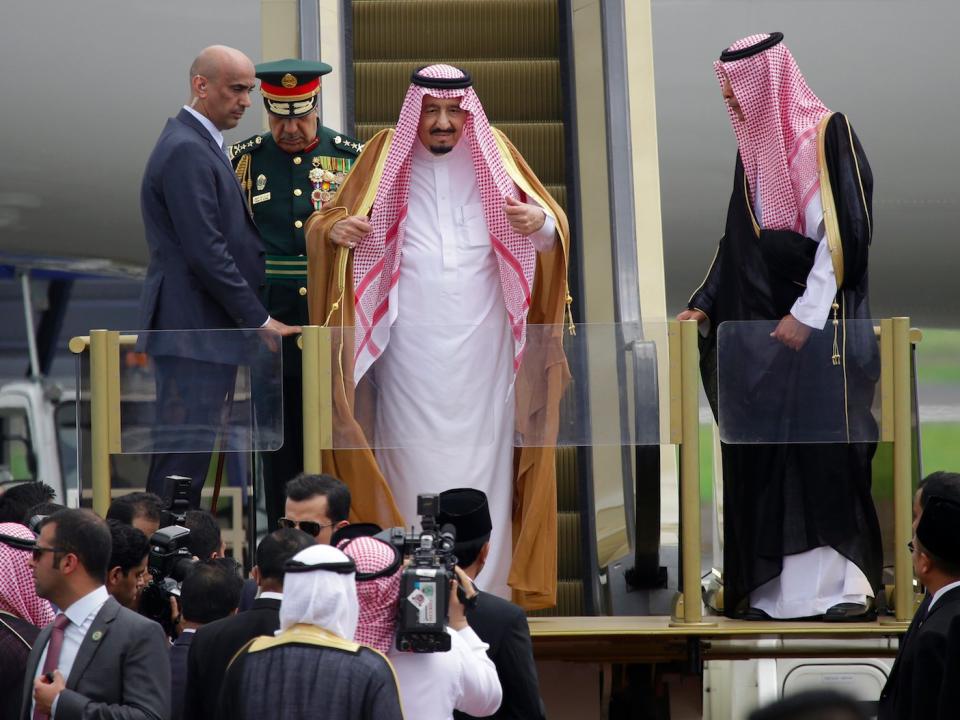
left=258, top=591, right=283, bottom=601
left=929, top=579, right=960, bottom=612
left=182, top=105, right=224, bottom=150
left=63, top=585, right=110, bottom=626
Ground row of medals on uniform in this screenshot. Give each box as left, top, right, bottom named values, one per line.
left=254, top=155, right=348, bottom=211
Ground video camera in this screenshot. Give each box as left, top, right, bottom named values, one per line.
left=378, top=494, right=458, bottom=653
left=139, top=476, right=196, bottom=636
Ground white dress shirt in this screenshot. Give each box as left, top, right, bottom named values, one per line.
left=33, top=585, right=110, bottom=718
left=928, top=579, right=960, bottom=612
left=388, top=625, right=502, bottom=720
left=182, top=105, right=225, bottom=154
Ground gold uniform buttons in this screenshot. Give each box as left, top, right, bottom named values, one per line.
left=294, top=220, right=303, bottom=229
left=293, top=157, right=302, bottom=165
left=298, top=287, right=308, bottom=296
left=294, top=189, right=302, bottom=197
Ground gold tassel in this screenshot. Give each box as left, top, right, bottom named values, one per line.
left=565, top=293, right=576, bottom=336
left=323, top=246, right=350, bottom=328
left=831, top=300, right=841, bottom=366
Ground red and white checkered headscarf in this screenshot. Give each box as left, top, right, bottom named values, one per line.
left=352, top=64, right=537, bottom=381
left=338, top=536, right=400, bottom=654
left=716, top=34, right=831, bottom=234
left=0, top=522, right=54, bottom=627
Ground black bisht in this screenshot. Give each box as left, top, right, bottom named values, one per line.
left=688, top=113, right=883, bottom=618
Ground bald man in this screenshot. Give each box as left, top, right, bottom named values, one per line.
left=139, top=46, right=301, bottom=507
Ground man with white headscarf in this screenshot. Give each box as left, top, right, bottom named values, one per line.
left=340, top=535, right=501, bottom=720
left=678, top=33, right=881, bottom=621
left=306, top=64, right=572, bottom=608
left=215, top=544, right=403, bottom=720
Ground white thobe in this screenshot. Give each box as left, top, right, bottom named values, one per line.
left=388, top=626, right=502, bottom=720
left=749, top=184, right=874, bottom=618
left=373, top=138, right=554, bottom=599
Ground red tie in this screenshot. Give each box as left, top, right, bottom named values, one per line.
left=33, top=614, right=71, bottom=720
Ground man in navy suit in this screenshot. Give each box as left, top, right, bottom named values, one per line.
left=170, top=560, right=243, bottom=720
left=138, top=45, right=300, bottom=506
left=878, top=494, right=960, bottom=719
left=20, top=509, right=169, bottom=720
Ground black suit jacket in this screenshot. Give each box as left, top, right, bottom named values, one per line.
left=138, top=108, right=267, bottom=337
left=18, top=596, right=170, bottom=720
left=183, top=597, right=281, bottom=720
left=879, top=586, right=960, bottom=720
left=170, top=630, right=193, bottom=720
left=455, top=590, right=545, bottom=720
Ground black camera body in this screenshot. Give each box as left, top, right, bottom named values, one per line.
left=138, top=477, right=196, bottom=636
left=139, top=524, right=196, bottom=636
left=381, top=494, right=458, bottom=653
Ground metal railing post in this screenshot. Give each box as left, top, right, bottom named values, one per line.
left=892, top=317, right=913, bottom=622
left=670, top=319, right=714, bottom=626
left=88, top=329, right=119, bottom=516
left=301, top=326, right=333, bottom=474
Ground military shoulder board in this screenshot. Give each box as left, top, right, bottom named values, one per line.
left=332, top=135, right=364, bottom=156
left=228, top=134, right=264, bottom=162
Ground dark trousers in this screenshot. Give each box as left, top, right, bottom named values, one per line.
left=261, top=333, right=304, bottom=531
left=146, top=355, right=238, bottom=508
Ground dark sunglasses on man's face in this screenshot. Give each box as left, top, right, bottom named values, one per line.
left=31, top=545, right=65, bottom=562
left=278, top=517, right=333, bottom=537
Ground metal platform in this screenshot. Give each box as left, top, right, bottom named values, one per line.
left=529, top=616, right=906, bottom=663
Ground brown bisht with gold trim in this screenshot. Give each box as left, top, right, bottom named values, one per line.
left=687, top=112, right=881, bottom=618
left=305, top=128, right=572, bottom=610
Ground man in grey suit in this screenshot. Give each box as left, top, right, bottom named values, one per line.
left=138, top=45, right=299, bottom=506
left=21, top=508, right=169, bottom=720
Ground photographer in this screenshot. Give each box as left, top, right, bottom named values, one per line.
left=184, top=510, right=225, bottom=560
left=105, top=520, right=150, bottom=610
left=171, top=559, right=243, bottom=720
left=439, top=489, right=546, bottom=720
left=106, top=491, right=165, bottom=538
left=340, top=536, right=502, bottom=720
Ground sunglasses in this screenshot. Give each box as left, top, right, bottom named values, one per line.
left=31, top=545, right=66, bottom=561
left=278, top=517, right=334, bottom=537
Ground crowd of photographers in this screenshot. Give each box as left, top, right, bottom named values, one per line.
left=0, top=475, right=544, bottom=720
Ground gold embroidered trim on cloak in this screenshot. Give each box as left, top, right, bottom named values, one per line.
left=816, top=112, right=845, bottom=288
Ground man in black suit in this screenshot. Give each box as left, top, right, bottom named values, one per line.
left=439, top=489, right=546, bottom=720
left=139, top=45, right=300, bottom=506
left=182, top=528, right=315, bottom=720
left=878, top=495, right=960, bottom=719
left=170, top=560, right=243, bottom=720
left=20, top=509, right=169, bottom=720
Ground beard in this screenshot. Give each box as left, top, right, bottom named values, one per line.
left=429, top=144, right=454, bottom=155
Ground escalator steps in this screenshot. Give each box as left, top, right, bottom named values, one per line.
left=353, top=0, right=558, bottom=61
left=527, top=579, right=584, bottom=617
left=558, top=510, right=583, bottom=578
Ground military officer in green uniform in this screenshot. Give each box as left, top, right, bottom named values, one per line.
left=230, top=58, right=362, bottom=529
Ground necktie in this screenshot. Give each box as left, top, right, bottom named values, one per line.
left=33, top=613, right=71, bottom=720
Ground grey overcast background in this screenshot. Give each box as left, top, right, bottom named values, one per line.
left=0, top=0, right=956, bottom=325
